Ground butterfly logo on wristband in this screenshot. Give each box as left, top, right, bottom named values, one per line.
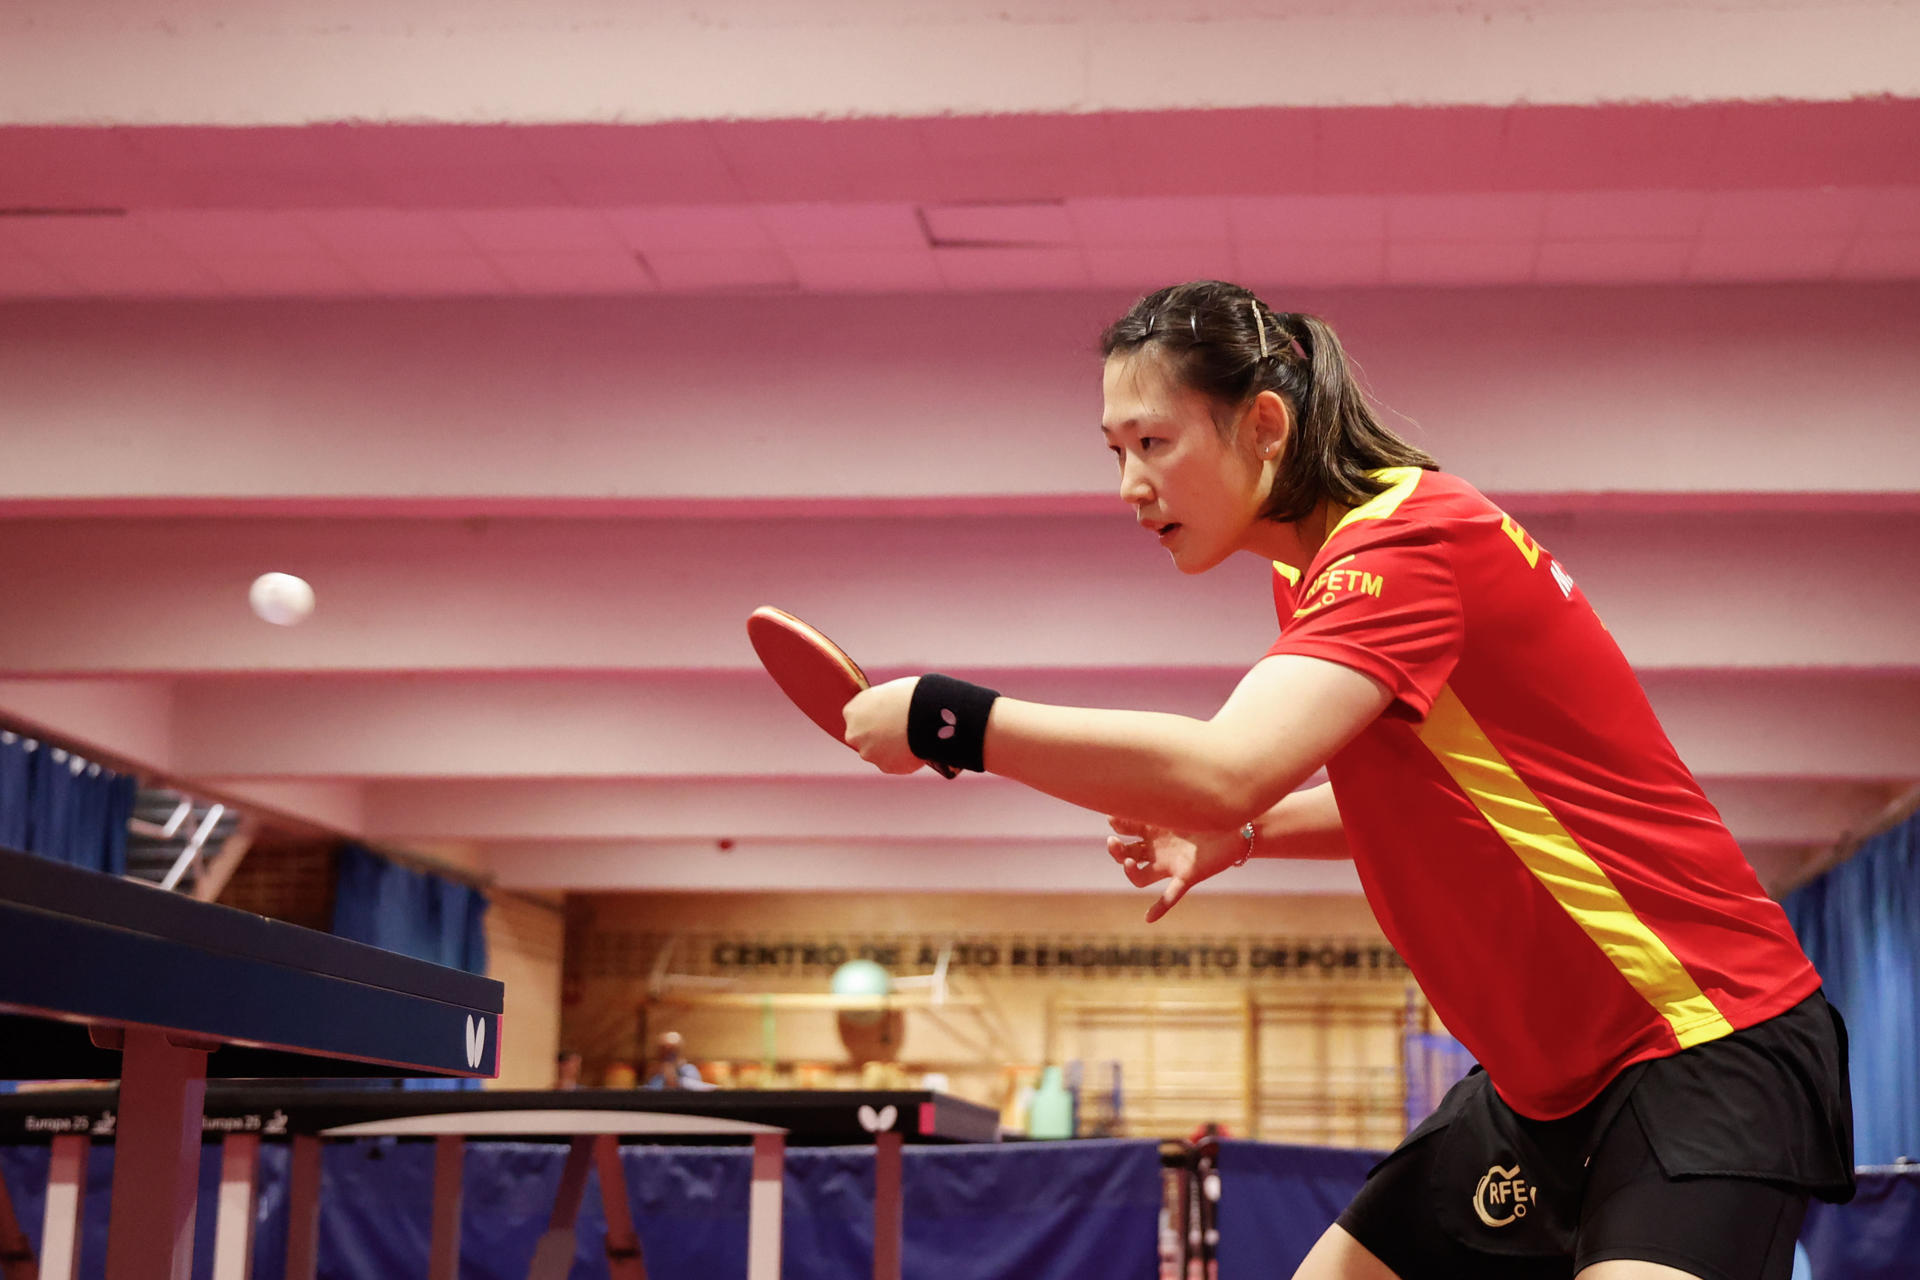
left=937, top=709, right=957, bottom=739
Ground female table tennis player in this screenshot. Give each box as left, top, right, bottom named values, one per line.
left=841, top=280, right=1853, bottom=1280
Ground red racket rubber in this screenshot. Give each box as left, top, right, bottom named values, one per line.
left=746, top=606, right=956, bottom=778
left=747, top=605, right=869, bottom=739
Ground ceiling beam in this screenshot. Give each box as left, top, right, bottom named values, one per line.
left=345, top=773, right=1889, bottom=848
left=1, top=510, right=1915, bottom=674
left=4, top=287, right=1919, bottom=504
left=477, top=835, right=1835, bottom=897
left=154, top=669, right=1920, bottom=783
left=478, top=835, right=1367, bottom=895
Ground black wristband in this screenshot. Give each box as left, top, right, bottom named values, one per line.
left=908, top=673, right=1000, bottom=774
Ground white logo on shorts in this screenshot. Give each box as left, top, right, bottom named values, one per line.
left=1473, top=1164, right=1538, bottom=1227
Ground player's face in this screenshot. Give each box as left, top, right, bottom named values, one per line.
left=1101, top=351, right=1269, bottom=575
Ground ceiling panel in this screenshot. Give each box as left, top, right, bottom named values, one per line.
left=921, top=201, right=1077, bottom=247
left=787, top=247, right=944, bottom=293
left=489, top=250, right=656, bottom=294
left=758, top=202, right=926, bottom=251
left=1542, top=190, right=1708, bottom=240
left=1532, top=239, right=1694, bottom=285
left=450, top=207, right=625, bottom=254
left=204, top=254, right=367, bottom=294
left=606, top=205, right=775, bottom=254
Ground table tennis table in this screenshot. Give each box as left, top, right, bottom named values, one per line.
left=0, top=844, right=503, bottom=1280
left=0, top=1084, right=1001, bottom=1280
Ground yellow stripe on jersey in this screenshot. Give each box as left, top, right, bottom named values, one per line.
left=1416, top=685, right=1736, bottom=1049
left=1328, top=466, right=1426, bottom=539
left=1289, top=468, right=1423, bottom=585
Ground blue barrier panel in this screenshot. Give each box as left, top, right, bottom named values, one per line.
left=3, top=1136, right=1163, bottom=1279
left=1213, top=1140, right=1383, bottom=1279
left=0, top=1141, right=287, bottom=1280
left=1802, top=1167, right=1920, bottom=1280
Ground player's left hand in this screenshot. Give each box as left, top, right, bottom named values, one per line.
left=843, top=677, right=922, bottom=774
left=1108, top=815, right=1245, bottom=922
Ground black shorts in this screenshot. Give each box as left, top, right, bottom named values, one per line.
left=1337, top=992, right=1855, bottom=1280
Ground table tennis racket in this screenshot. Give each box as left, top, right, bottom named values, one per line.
left=746, top=606, right=956, bottom=778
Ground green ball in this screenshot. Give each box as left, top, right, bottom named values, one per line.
left=830, top=959, right=892, bottom=999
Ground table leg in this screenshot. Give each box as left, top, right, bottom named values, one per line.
left=282, top=1135, right=322, bottom=1280
left=39, top=1133, right=89, bottom=1280
left=427, top=1136, right=464, bottom=1280
left=591, top=1136, right=646, bottom=1280
left=210, top=1133, right=260, bottom=1280
left=525, top=1136, right=595, bottom=1280
left=104, top=1028, right=208, bottom=1280
left=0, top=1158, right=36, bottom=1280
left=871, top=1132, right=902, bottom=1280
left=747, top=1133, right=783, bottom=1280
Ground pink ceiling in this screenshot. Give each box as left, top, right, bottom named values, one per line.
left=0, top=88, right=1915, bottom=895
left=2, top=101, right=1918, bottom=298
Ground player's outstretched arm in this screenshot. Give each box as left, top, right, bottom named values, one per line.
left=843, top=652, right=1387, bottom=826
left=1108, top=783, right=1349, bottom=921
left=982, top=654, right=1389, bottom=832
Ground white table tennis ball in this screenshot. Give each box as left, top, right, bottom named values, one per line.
left=249, top=572, right=315, bottom=626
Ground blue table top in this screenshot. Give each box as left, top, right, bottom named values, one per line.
left=0, top=845, right=502, bottom=1080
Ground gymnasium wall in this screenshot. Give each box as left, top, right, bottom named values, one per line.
left=478, top=891, right=565, bottom=1090
left=563, top=889, right=1427, bottom=1147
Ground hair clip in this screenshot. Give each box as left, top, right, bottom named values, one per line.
left=1250, top=301, right=1270, bottom=359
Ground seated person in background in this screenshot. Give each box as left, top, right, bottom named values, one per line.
left=553, top=1049, right=583, bottom=1090
left=645, top=1030, right=712, bottom=1090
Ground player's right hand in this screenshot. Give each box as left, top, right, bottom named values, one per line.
left=842, top=677, right=923, bottom=775
left=1106, top=815, right=1242, bottom=923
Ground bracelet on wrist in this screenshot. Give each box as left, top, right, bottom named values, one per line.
left=1234, top=821, right=1256, bottom=866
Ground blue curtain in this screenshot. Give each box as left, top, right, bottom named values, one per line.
left=1784, top=813, right=1920, bottom=1166
left=330, top=843, right=490, bottom=1091
left=0, top=734, right=135, bottom=875
left=331, top=844, right=488, bottom=974
left=0, top=735, right=30, bottom=851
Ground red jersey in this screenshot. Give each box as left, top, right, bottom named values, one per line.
left=1266, top=468, right=1818, bottom=1119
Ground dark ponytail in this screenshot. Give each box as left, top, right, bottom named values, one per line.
left=1100, top=281, right=1436, bottom=523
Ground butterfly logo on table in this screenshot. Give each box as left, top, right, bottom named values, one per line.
left=465, top=1015, right=487, bottom=1070
left=857, top=1105, right=898, bottom=1134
